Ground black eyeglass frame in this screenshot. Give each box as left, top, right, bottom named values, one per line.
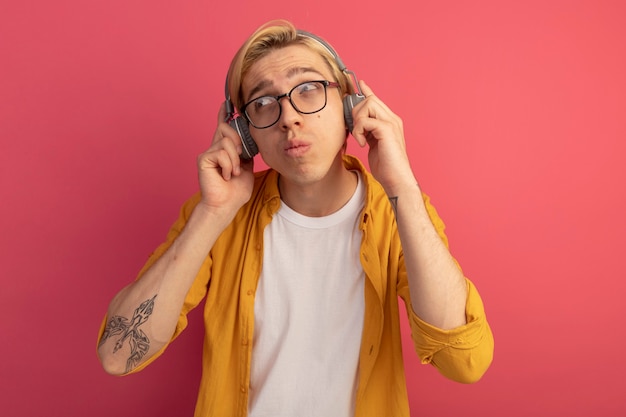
left=241, top=80, right=341, bottom=129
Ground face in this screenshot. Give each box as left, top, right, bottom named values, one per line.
left=241, top=44, right=347, bottom=186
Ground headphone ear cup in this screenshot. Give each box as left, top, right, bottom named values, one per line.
left=342, top=94, right=365, bottom=133
left=230, top=117, right=258, bottom=160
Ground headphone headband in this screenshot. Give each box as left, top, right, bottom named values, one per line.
left=296, top=30, right=348, bottom=71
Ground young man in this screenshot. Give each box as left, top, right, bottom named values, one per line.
left=97, top=19, right=494, bottom=417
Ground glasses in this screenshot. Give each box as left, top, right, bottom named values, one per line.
left=241, top=80, right=340, bottom=129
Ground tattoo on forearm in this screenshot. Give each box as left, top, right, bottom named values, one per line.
left=389, top=196, right=398, bottom=216
left=99, top=295, right=157, bottom=373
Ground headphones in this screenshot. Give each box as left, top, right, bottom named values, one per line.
left=225, top=30, right=365, bottom=160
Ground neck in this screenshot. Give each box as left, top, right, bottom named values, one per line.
left=278, top=163, right=357, bottom=217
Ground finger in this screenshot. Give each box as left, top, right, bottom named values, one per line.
left=351, top=119, right=380, bottom=148
left=201, top=134, right=243, bottom=179
left=199, top=146, right=237, bottom=181
left=221, top=138, right=243, bottom=176
left=353, top=118, right=386, bottom=147
left=359, top=80, right=395, bottom=115
left=212, top=119, right=243, bottom=155
left=217, top=149, right=236, bottom=180
left=351, top=99, right=390, bottom=145
left=359, top=79, right=375, bottom=98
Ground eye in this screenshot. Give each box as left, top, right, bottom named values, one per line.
left=253, top=96, right=276, bottom=109
left=295, top=81, right=322, bottom=95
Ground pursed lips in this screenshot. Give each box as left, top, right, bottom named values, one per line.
left=284, top=140, right=311, bottom=156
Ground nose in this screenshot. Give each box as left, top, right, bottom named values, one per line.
left=277, top=95, right=302, bottom=129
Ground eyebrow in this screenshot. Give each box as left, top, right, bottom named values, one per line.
left=245, top=66, right=324, bottom=102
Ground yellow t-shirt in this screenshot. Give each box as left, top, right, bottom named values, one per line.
left=98, top=155, right=494, bottom=417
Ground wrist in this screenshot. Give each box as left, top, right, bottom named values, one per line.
left=383, top=179, right=421, bottom=200
left=188, top=202, right=233, bottom=234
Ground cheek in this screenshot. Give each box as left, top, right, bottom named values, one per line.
left=327, top=108, right=349, bottom=136
left=320, top=101, right=347, bottom=129
left=251, top=131, right=280, bottom=163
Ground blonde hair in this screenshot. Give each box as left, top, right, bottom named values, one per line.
left=226, top=20, right=355, bottom=111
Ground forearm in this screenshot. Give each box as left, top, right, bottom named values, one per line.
left=351, top=80, right=470, bottom=329
left=97, top=204, right=227, bottom=375
left=390, top=182, right=467, bottom=330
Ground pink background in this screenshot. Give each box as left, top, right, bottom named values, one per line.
left=1, top=1, right=625, bottom=416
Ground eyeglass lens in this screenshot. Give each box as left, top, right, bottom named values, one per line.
left=244, top=81, right=329, bottom=129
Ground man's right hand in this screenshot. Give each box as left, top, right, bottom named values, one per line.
left=196, top=102, right=255, bottom=221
